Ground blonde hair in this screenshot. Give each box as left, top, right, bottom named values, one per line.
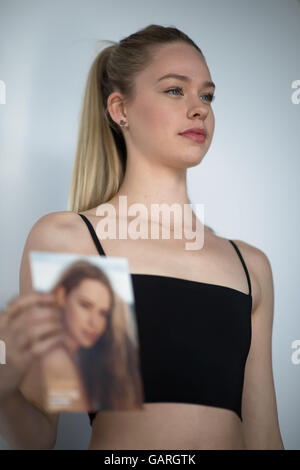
left=67, top=24, right=206, bottom=213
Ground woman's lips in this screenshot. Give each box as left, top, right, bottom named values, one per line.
left=83, top=330, right=97, bottom=341
left=180, top=132, right=206, bottom=143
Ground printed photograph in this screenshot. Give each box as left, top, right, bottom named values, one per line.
left=29, top=251, right=145, bottom=413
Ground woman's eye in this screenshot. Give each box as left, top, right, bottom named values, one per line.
left=80, top=301, right=89, bottom=308
left=202, top=93, right=215, bottom=103
left=165, top=88, right=215, bottom=103
left=165, top=87, right=183, bottom=96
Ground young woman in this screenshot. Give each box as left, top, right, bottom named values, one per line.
left=0, top=24, right=284, bottom=450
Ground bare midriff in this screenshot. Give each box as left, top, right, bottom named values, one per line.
left=88, top=402, right=246, bottom=450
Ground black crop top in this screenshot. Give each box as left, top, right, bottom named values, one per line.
left=78, top=213, right=252, bottom=426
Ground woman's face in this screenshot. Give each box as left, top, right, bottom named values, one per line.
left=114, top=41, right=216, bottom=169
left=59, top=278, right=112, bottom=348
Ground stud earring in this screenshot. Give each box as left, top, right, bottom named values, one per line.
left=119, top=119, right=127, bottom=127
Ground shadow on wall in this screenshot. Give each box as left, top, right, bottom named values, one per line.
left=0, top=413, right=92, bottom=450
left=54, top=413, right=92, bottom=450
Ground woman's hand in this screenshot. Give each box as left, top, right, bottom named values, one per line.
left=0, top=292, right=64, bottom=402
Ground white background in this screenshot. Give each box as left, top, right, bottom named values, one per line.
left=0, top=0, right=299, bottom=450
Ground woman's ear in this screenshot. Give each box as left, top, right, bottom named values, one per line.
left=107, top=91, right=127, bottom=127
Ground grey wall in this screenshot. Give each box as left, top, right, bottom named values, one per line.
left=0, top=0, right=299, bottom=450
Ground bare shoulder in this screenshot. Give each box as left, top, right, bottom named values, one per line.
left=230, top=238, right=274, bottom=312
left=208, top=230, right=269, bottom=266
left=24, top=210, right=83, bottom=252
left=29, top=210, right=80, bottom=234
left=230, top=239, right=272, bottom=277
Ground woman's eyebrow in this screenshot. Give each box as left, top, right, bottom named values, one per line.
left=78, top=295, right=93, bottom=303
left=157, top=73, right=215, bottom=89
left=79, top=296, right=108, bottom=313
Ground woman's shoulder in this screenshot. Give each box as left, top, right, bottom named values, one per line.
left=225, top=237, right=274, bottom=311
left=32, top=210, right=80, bottom=228
left=228, top=238, right=271, bottom=270
left=26, top=210, right=86, bottom=253
left=207, top=231, right=269, bottom=277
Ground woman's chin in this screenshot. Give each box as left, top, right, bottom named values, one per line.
left=177, top=153, right=206, bottom=168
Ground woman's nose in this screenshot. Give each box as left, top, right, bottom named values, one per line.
left=88, top=311, right=101, bottom=329
left=187, top=101, right=209, bottom=119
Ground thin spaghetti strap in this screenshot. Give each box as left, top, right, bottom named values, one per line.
left=228, top=240, right=252, bottom=296
left=78, top=213, right=106, bottom=256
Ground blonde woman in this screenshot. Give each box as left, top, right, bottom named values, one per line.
left=0, top=24, right=284, bottom=450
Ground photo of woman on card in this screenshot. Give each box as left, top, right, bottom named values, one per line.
left=40, top=259, right=144, bottom=413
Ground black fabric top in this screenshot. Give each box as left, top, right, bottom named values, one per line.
left=78, top=213, right=252, bottom=427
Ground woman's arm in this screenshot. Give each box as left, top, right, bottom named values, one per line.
left=0, top=213, right=67, bottom=449
left=0, top=386, right=58, bottom=450
left=236, top=241, right=284, bottom=449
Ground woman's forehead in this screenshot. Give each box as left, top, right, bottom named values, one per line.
left=141, top=45, right=209, bottom=83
